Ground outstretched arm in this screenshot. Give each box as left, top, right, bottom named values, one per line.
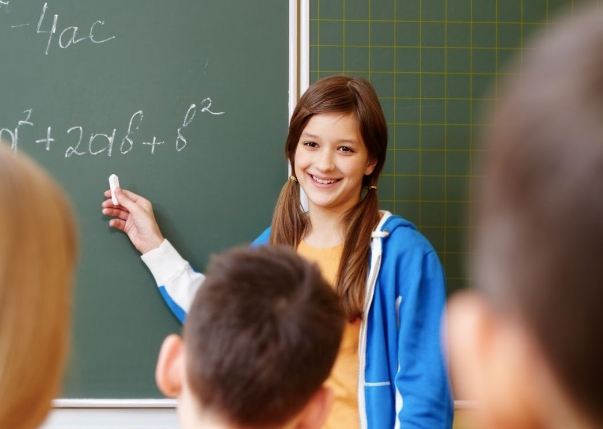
left=102, top=188, right=203, bottom=323
left=141, top=239, right=205, bottom=323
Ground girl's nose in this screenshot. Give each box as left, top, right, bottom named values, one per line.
left=315, top=149, right=335, bottom=172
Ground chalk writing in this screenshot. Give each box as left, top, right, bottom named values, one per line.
left=0, top=109, right=33, bottom=152
left=143, top=137, right=164, bottom=154
left=65, top=126, right=84, bottom=157
left=35, top=126, right=54, bottom=151
left=2, top=100, right=225, bottom=158
left=4, top=2, right=116, bottom=54
left=199, top=97, right=224, bottom=116
left=176, top=104, right=196, bottom=152
left=175, top=99, right=223, bottom=152
left=120, top=111, right=143, bottom=155
left=88, top=129, right=117, bottom=156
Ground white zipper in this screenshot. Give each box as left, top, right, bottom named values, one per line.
left=357, top=212, right=391, bottom=429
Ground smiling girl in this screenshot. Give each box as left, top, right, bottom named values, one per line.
left=102, top=76, right=453, bottom=429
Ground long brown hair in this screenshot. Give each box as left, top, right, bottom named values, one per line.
left=0, top=143, right=77, bottom=429
left=270, top=76, right=388, bottom=320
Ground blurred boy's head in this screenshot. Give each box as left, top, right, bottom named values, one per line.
left=448, top=4, right=603, bottom=429
left=156, top=245, right=345, bottom=429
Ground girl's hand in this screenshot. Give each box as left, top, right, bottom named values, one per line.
left=101, top=188, right=165, bottom=254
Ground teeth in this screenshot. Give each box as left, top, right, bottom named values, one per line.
left=312, top=175, right=337, bottom=184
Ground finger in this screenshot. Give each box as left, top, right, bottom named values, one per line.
left=118, top=188, right=146, bottom=203
left=102, top=198, right=125, bottom=209
left=119, top=189, right=152, bottom=210
left=109, top=218, right=127, bottom=231
left=104, top=189, right=112, bottom=198
left=113, top=188, right=142, bottom=213
left=102, top=207, right=130, bottom=221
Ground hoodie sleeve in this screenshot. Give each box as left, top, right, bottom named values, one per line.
left=140, top=229, right=272, bottom=324
left=394, top=249, right=453, bottom=428
left=140, top=239, right=205, bottom=324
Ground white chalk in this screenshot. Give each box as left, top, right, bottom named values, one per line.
left=109, top=174, right=120, bottom=205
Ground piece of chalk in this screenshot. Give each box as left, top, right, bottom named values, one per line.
left=109, top=174, right=120, bottom=205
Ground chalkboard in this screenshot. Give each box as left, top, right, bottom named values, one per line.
left=309, top=0, right=577, bottom=295
left=0, top=1, right=289, bottom=398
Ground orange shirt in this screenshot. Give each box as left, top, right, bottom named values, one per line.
left=297, top=241, right=361, bottom=429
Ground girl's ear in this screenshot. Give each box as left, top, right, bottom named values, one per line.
left=364, top=157, right=377, bottom=176
left=155, top=334, right=185, bottom=398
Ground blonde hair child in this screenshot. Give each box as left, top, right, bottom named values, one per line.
left=0, top=143, right=77, bottom=429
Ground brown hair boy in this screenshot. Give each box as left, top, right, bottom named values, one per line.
left=155, top=245, right=345, bottom=429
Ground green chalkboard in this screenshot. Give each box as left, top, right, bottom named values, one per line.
left=0, top=1, right=289, bottom=398
left=310, top=0, right=585, bottom=295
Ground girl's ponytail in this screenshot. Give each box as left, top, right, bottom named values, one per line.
left=270, top=176, right=308, bottom=249
left=337, top=185, right=380, bottom=320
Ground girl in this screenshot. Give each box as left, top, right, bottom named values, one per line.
left=0, top=142, right=77, bottom=429
left=102, top=76, right=453, bottom=429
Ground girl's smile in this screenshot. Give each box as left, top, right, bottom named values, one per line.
left=310, top=174, right=340, bottom=185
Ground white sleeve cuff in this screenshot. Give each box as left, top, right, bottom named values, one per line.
left=140, top=239, right=189, bottom=287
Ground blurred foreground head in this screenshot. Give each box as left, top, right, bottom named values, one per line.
left=0, top=143, right=77, bottom=429
left=448, top=3, right=603, bottom=428
left=155, top=245, right=345, bottom=429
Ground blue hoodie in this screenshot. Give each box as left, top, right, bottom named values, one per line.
left=140, top=211, right=453, bottom=429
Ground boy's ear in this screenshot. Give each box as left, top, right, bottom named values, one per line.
left=155, top=334, right=185, bottom=398
left=293, top=386, right=333, bottom=429
left=448, top=291, right=542, bottom=429
left=447, top=291, right=490, bottom=402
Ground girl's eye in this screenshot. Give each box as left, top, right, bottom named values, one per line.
left=338, top=146, right=355, bottom=153
left=303, top=141, right=319, bottom=148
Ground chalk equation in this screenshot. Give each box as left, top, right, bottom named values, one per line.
left=0, top=99, right=225, bottom=157
left=4, top=2, right=115, bottom=55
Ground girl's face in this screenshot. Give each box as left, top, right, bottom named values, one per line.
left=294, top=113, right=376, bottom=217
